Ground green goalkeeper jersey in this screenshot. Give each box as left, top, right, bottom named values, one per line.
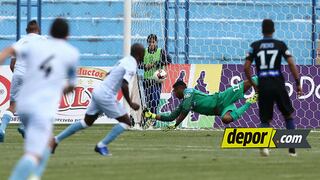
left=160, top=88, right=220, bottom=121
left=159, top=77, right=256, bottom=122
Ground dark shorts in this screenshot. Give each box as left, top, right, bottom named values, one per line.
left=258, top=79, right=294, bottom=123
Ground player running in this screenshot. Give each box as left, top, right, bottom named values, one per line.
left=0, top=18, right=80, bottom=180
left=244, top=19, right=302, bottom=157
left=143, top=77, right=258, bottom=129
left=52, top=43, right=145, bottom=156
left=0, top=20, right=46, bottom=142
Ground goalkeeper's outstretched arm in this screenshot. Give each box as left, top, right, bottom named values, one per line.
left=171, top=113, right=188, bottom=128
left=145, top=105, right=188, bottom=127
left=156, top=105, right=182, bottom=122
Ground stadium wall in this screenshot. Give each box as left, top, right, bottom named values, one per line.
left=0, top=0, right=316, bottom=65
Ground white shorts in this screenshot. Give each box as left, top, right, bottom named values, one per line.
left=19, top=113, right=53, bottom=156
left=10, top=75, right=24, bottom=102
left=86, top=93, right=126, bottom=119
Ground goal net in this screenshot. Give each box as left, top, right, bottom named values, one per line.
left=130, top=0, right=319, bottom=129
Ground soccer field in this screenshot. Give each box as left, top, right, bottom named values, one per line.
left=0, top=125, right=319, bottom=180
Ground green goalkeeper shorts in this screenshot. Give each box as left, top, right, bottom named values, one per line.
left=218, top=76, right=258, bottom=118
left=221, top=104, right=237, bottom=118
left=219, top=84, right=244, bottom=119
left=218, top=80, right=245, bottom=110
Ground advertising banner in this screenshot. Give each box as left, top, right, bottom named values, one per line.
left=0, top=66, right=119, bottom=124
left=1, top=64, right=320, bottom=128
left=0, top=66, right=12, bottom=113
left=214, top=64, right=320, bottom=129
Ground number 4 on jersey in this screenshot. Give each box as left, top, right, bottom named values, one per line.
left=40, top=55, right=54, bottom=77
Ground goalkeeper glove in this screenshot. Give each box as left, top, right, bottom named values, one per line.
left=163, top=124, right=176, bottom=131
left=143, top=108, right=157, bottom=119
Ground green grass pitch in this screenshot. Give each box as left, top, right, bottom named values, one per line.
left=0, top=125, right=319, bottom=180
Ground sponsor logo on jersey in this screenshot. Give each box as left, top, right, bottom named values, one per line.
left=221, top=128, right=311, bottom=148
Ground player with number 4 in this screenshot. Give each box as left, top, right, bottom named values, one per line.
left=0, top=18, right=79, bottom=180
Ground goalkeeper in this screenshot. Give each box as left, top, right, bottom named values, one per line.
left=143, top=77, right=258, bottom=128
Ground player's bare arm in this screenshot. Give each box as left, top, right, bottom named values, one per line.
left=63, top=64, right=77, bottom=95
left=172, top=113, right=188, bottom=127
left=63, top=84, right=75, bottom=94
left=244, top=59, right=258, bottom=92
left=121, top=79, right=140, bottom=110
left=0, top=47, right=15, bottom=64
left=144, top=105, right=183, bottom=122
left=144, top=63, right=155, bottom=70
left=143, top=106, right=186, bottom=129
left=287, top=57, right=302, bottom=96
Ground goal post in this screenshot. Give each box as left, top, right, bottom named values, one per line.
left=123, top=0, right=132, bottom=57
left=129, top=0, right=319, bottom=129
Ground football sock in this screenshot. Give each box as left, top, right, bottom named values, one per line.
left=17, top=124, right=25, bottom=138
left=55, top=120, right=88, bottom=143
left=9, top=154, right=38, bottom=180
left=34, top=148, right=51, bottom=177
left=98, top=123, right=128, bottom=147
left=0, top=110, right=14, bottom=132
left=18, top=123, right=25, bottom=130
left=230, top=103, right=251, bottom=121
left=260, top=122, right=270, bottom=128
left=252, top=75, right=259, bottom=85
left=285, top=118, right=295, bottom=130
left=285, top=118, right=296, bottom=154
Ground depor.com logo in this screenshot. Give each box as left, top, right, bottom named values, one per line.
left=221, top=128, right=311, bottom=148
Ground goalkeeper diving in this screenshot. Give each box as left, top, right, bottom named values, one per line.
left=143, top=76, right=258, bottom=129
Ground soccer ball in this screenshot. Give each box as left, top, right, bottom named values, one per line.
left=153, top=69, right=167, bottom=83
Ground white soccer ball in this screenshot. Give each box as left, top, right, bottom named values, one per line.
left=153, top=69, right=168, bottom=83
